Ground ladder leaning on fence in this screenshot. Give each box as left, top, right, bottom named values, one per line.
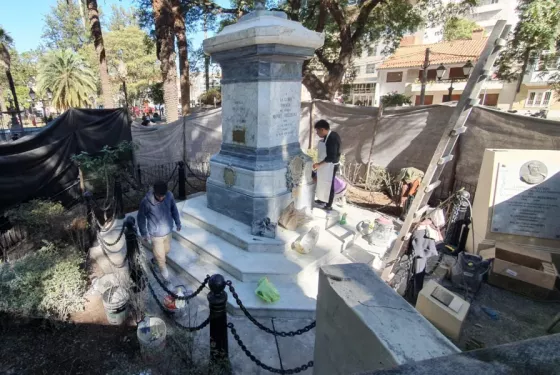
left=382, top=20, right=511, bottom=281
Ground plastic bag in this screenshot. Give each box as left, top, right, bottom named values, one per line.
left=279, top=202, right=311, bottom=231
left=255, top=277, right=280, bottom=303
left=293, top=226, right=321, bottom=254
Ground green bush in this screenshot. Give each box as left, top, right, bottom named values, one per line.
left=199, top=88, right=221, bottom=106
left=381, top=92, right=412, bottom=107
left=0, top=242, right=87, bottom=320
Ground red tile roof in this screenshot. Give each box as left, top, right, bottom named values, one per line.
left=378, top=38, right=488, bottom=69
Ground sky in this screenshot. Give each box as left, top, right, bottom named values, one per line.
left=0, top=0, right=226, bottom=53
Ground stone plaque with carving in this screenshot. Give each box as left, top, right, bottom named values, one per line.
left=491, top=162, right=560, bottom=240
left=223, top=167, right=236, bottom=188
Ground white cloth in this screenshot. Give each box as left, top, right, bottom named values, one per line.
left=315, top=140, right=335, bottom=203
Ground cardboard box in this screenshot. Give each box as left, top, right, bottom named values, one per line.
left=488, top=242, right=558, bottom=299
left=416, top=280, right=470, bottom=342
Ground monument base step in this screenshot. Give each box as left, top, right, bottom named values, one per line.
left=161, top=237, right=321, bottom=319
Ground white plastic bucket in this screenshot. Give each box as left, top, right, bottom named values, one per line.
left=102, top=286, right=129, bottom=325
left=137, top=316, right=167, bottom=363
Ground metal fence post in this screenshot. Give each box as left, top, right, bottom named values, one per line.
left=207, top=274, right=230, bottom=369
left=84, top=191, right=98, bottom=248
left=178, top=161, right=186, bottom=200
left=115, top=178, right=125, bottom=220
left=124, top=216, right=144, bottom=292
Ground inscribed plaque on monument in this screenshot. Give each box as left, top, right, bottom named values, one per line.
left=490, top=162, right=560, bottom=240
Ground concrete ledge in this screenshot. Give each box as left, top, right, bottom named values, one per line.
left=313, top=263, right=459, bottom=375
left=362, top=334, right=560, bottom=375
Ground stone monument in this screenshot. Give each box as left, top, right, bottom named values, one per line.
left=202, top=1, right=324, bottom=226
left=468, top=149, right=560, bottom=253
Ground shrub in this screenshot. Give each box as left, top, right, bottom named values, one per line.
left=381, top=92, right=412, bottom=107
left=0, top=242, right=87, bottom=320
left=199, top=89, right=221, bottom=106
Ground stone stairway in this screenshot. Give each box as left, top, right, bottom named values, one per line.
left=159, top=194, right=392, bottom=319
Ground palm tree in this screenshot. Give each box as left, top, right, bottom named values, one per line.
left=152, top=0, right=179, bottom=122
left=86, top=0, right=114, bottom=108
left=171, top=0, right=189, bottom=116
left=0, top=27, right=22, bottom=125
left=37, top=49, right=97, bottom=110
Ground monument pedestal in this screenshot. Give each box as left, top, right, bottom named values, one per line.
left=203, top=7, right=323, bottom=226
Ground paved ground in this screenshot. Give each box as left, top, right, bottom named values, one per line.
left=144, top=263, right=316, bottom=375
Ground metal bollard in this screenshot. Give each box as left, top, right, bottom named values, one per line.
left=83, top=191, right=99, bottom=248
left=114, top=179, right=125, bottom=220
left=124, top=216, right=144, bottom=292
left=207, top=274, right=230, bottom=369
left=178, top=161, right=186, bottom=200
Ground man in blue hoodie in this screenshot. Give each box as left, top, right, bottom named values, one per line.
left=137, top=181, right=181, bottom=282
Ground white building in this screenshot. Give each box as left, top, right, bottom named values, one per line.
left=349, top=0, right=519, bottom=106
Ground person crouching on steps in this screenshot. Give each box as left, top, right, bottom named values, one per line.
left=137, top=181, right=181, bottom=284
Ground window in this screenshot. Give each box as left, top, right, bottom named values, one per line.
left=449, top=67, right=466, bottom=79
left=478, top=93, right=499, bottom=107
left=386, top=71, right=403, bottom=82
left=417, top=69, right=437, bottom=81
left=366, top=64, right=376, bottom=74
left=415, top=95, right=433, bottom=105
left=352, top=83, right=374, bottom=94
left=526, top=90, right=553, bottom=107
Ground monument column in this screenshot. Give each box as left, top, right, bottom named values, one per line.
left=203, top=4, right=324, bottom=226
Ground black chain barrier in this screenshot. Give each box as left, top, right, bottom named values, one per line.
left=228, top=322, right=313, bottom=374
left=184, top=161, right=208, bottom=182
left=99, top=236, right=128, bottom=268
left=98, top=224, right=126, bottom=247
left=146, top=276, right=210, bottom=332
left=148, top=260, right=210, bottom=301
left=226, top=281, right=316, bottom=337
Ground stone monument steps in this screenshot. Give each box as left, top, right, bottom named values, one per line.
left=173, top=218, right=348, bottom=285
left=181, top=196, right=286, bottom=253
left=164, top=235, right=318, bottom=319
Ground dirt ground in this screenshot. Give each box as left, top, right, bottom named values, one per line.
left=0, top=296, right=141, bottom=375
left=346, top=184, right=402, bottom=217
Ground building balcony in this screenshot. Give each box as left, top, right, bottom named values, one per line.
left=474, top=2, right=503, bottom=14
left=410, top=79, right=503, bottom=93
left=524, top=70, right=557, bottom=86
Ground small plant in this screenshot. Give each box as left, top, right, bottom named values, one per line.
left=381, top=91, right=412, bottom=107
left=0, top=241, right=87, bottom=320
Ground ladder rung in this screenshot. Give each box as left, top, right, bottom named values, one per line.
left=438, top=154, right=454, bottom=165
left=451, top=126, right=467, bottom=136
left=425, top=180, right=441, bottom=193
left=414, top=205, right=430, bottom=218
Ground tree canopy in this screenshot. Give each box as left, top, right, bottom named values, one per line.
left=42, top=0, right=90, bottom=52
left=497, top=0, right=560, bottom=95
left=37, top=49, right=97, bottom=110
left=443, top=17, right=479, bottom=41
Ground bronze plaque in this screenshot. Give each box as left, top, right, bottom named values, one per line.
left=232, top=128, right=245, bottom=144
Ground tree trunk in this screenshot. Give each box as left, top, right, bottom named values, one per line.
left=0, top=85, right=7, bottom=124
left=5, top=69, right=22, bottom=125
left=510, top=49, right=531, bottom=110
left=302, top=61, right=329, bottom=100
left=153, top=0, right=179, bottom=122
left=171, top=0, right=190, bottom=116
left=86, top=0, right=114, bottom=109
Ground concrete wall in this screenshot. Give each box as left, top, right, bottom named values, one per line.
left=313, top=263, right=459, bottom=375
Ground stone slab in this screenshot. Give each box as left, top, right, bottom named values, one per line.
left=313, top=263, right=459, bottom=375
left=468, top=149, right=560, bottom=252
left=274, top=318, right=316, bottom=375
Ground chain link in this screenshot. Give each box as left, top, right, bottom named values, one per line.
left=99, top=238, right=128, bottom=268
left=98, top=224, right=126, bottom=247
left=149, top=261, right=210, bottom=301
left=228, top=322, right=313, bottom=374
left=226, top=281, right=315, bottom=337
left=146, top=275, right=210, bottom=332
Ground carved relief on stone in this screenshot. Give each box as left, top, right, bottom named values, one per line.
left=286, top=155, right=306, bottom=191
left=223, top=166, right=236, bottom=188
left=519, top=160, right=547, bottom=184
